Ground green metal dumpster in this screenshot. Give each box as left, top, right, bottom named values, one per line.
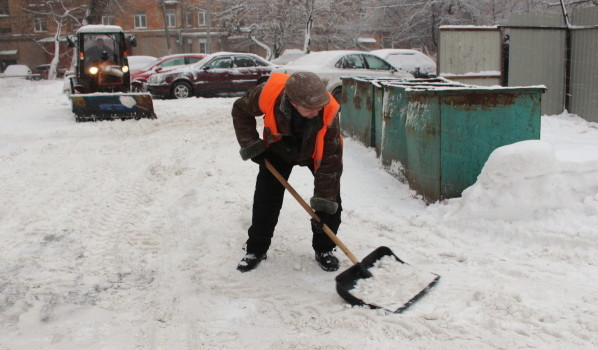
left=340, top=77, right=458, bottom=156
left=340, top=77, right=411, bottom=155
left=339, top=77, right=380, bottom=151
left=380, top=83, right=545, bottom=202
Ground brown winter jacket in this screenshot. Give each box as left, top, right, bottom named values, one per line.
left=231, top=83, right=343, bottom=214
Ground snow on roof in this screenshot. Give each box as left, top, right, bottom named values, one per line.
left=76, top=25, right=124, bottom=34
left=357, top=37, right=377, bottom=43
left=344, top=76, right=546, bottom=92
left=0, top=50, right=17, bottom=55
left=440, top=25, right=499, bottom=30
left=286, top=50, right=365, bottom=67
left=440, top=71, right=501, bottom=77
left=38, top=36, right=67, bottom=43
left=280, top=49, right=304, bottom=55
left=371, top=49, right=421, bottom=55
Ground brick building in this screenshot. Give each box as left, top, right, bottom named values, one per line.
left=0, top=0, right=228, bottom=72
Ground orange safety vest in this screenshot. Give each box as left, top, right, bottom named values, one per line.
left=258, top=72, right=340, bottom=171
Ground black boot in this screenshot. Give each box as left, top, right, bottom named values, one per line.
left=315, top=250, right=339, bottom=272
left=237, top=252, right=267, bottom=272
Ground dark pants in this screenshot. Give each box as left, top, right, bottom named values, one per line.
left=246, top=158, right=342, bottom=255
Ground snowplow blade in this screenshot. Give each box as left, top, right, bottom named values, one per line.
left=70, top=93, right=156, bottom=122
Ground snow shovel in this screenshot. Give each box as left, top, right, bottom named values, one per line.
left=264, top=159, right=440, bottom=313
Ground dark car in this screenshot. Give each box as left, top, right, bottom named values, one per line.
left=34, top=64, right=67, bottom=80
left=130, top=53, right=205, bottom=92
left=146, top=52, right=273, bottom=99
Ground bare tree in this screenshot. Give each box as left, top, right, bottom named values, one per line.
left=300, top=0, right=316, bottom=53
left=216, top=0, right=370, bottom=58
left=363, top=0, right=489, bottom=53
left=158, top=0, right=173, bottom=54
left=216, top=0, right=304, bottom=59
left=85, top=0, right=109, bottom=24
left=215, top=0, right=596, bottom=57
left=24, top=0, right=87, bottom=79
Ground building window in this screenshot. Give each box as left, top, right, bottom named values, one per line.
left=102, top=15, right=115, bottom=25
left=166, top=9, right=176, bottom=28
left=198, top=40, right=207, bottom=53
left=186, top=39, right=193, bottom=52
left=0, top=0, right=9, bottom=15
left=198, top=10, right=206, bottom=26
left=34, top=16, right=47, bottom=32
left=185, top=11, right=193, bottom=27
left=134, top=11, right=147, bottom=29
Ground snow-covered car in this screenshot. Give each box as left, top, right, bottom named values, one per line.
left=127, top=55, right=158, bottom=73
left=370, top=49, right=437, bottom=78
left=130, top=53, right=205, bottom=92
left=146, top=52, right=273, bottom=99
left=1, top=64, right=39, bottom=80
left=272, top=50, right=413, bottom=103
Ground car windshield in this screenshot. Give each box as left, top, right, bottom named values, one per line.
left=160, top=57, right=187, bottom=68
left=286, top=52, right=339, bottom=67
left=139, top=59, right=160, bottom=70
left=336, top=54, right=366, bottom=69
left=362, top=55, right=393, bottom=71
left=204, top=57, right=233, bottom=69
left=192, top=55, right=214, bottom=69
left=385, top=53, right=435, bottom=72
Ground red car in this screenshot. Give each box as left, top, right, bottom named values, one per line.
left=146, top=52, right=273, bottom=99
left=130, top=53, right=206, bottom=92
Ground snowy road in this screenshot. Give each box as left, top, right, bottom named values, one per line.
left=1, top=79, right=597, bottom=349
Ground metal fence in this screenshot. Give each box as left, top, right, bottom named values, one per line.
left=439, top=7, right=598, bottom=122
left=438, top=27, right=503, bottom=87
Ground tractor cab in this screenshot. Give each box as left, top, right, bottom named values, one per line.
left=68, top=25, right=134, bottom=93
left=66, top=25, right=155, bottom=122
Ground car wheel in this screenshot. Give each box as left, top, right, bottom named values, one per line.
left=172, top=81, right=192, bottom=99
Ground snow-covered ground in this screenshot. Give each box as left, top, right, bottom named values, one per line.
left=1, top=79, right=597, bottom=349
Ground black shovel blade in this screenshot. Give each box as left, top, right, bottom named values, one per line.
left=335, top=246, right=440, bottom=313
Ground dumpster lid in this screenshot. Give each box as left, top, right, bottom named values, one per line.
left=381, top=81, right=547, bottom=94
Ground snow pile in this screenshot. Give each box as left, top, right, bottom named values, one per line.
left=351, top=255, right=438, bottom=312
left=445, top=140, right=598, bottom=221
left=0, top=79, right=597, bottom=349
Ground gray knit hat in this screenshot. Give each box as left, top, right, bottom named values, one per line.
left=285, top=72, right=330, bottom=110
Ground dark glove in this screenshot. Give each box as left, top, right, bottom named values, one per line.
left=251, top=149, right=283, bottom=167
left=250, top=150, right=268, bottom=166
left=311, top=211, right=333, bottom=236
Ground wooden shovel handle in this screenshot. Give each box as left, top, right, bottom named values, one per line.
left=264, top=159, right=360, bottom=264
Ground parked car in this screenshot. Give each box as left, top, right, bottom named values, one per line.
left=130, top=53, right=205, bottom=91
left=127, top=55, right=158, bottom=73
left=273, top=50, right=413, bottom=103
left=147, top=52, right=273, bottom=99
left=0, top=64, right=39, bottom=80
left=34, top=64, right=68, bottom=79
left=370, top=49, right=437, bottom=78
